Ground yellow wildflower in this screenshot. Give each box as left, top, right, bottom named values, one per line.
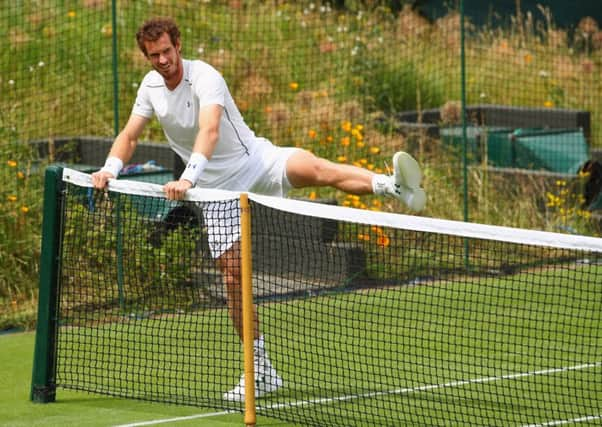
left=340, top=136, right=350, bottom=147
left=289, top=82, right=299, bottom=91
left=7, top=160, right=17, bottom=167
left=337, top=156, right=347, bottom=163
left=20, top=206, right=29, bottom=214
left=376, top=234, right=390, bottom=247
left=369, top=146, right=380, bottom=155
left=7, top=195, right=17, bottom=202
left=101, top=23, right=113, bottom=37
left=341, top=121, right=352, bottom=133
left=308, top=191, right=317, bottom=200
left=544, top=100, right=554, bottom=108
left=308, top=129, right=317, bottom=139
left=67, top=10, right=76, bottom=18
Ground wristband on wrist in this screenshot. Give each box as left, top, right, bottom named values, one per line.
left=180, top=152, right=208, bottom=185
left=100, top=156, right=123, bottom=178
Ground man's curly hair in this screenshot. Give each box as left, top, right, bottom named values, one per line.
left=136, top=17, right=181, bottom=56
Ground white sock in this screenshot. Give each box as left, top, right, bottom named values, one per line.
left=254, top=335, right=267, bottom=366
left=254, top=335, right=265, bottom=353
left=372, top=174, right=393, bottom=195
left=254, top=335, right=277, bottom=375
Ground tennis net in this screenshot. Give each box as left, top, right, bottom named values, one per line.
left=32, top=166, right=602, bottom=426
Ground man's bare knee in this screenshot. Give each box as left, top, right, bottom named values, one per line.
left=287, top=151, right=335, bottom=188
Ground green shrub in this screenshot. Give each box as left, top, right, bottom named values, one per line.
left=351, top=55, right=446, bottom=115
left=0, top=137, right=44, bottom=329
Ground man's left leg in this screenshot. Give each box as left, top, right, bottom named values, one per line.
left=285, top=150, right=426, bottom=212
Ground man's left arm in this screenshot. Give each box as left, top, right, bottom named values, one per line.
left=163, top=104, right=223, bottom=200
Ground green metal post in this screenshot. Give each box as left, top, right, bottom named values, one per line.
left=111, top=0, right=120, bottom=136
left=460, top=0, right=471, bottom=268
left=460, top=0, right=469, bottom=224
left=30, top=165, right=64, bottom=403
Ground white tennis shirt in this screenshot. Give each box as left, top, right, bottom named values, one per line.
left=132, top=59, right=260, bottom=187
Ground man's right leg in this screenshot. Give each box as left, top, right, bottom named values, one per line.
left=217, top=242, right=248, bottom=340
left=217, top=242, right=283, bottom=401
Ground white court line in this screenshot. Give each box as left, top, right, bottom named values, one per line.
left=113, top=361, right=602, bottom=426
left=258, top=361, right=602, bottom=410
left=522, top=414, right=602, bottom=426
left=113, top=410, right=235, bottom=427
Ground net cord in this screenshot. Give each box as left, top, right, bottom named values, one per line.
left=62, top=167, right=602, bottom=253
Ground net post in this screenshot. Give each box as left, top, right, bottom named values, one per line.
left=240, top=193, right=257, bottom=427
left=30, top=165, right=64, bottom=403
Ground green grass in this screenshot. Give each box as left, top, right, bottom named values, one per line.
left=22, top=261, right=602, bottom=426
left=256, top=266, right=602, bottom=425
left=0, top=332, right=296, bottom=427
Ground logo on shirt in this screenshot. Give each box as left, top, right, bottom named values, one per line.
left=186, top=101, right=191, bottom=108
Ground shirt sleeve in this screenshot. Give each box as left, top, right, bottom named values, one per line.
left=131, top=80, right=154, bottom=118
left=193, top=64, right=227, bottom=109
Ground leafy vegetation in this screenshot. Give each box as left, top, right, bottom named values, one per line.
left=2, top=1, right=602, bottom=329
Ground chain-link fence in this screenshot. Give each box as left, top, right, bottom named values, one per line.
left=2, top=0, right=602, bottom=326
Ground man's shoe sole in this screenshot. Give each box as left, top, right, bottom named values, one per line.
left=407, top=188, right=426, bottom=212
left=393, top=152, right=422, bottom=189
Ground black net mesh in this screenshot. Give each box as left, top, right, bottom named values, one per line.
left=56, top=182, right=241, bottom=407
left=52, top=174, right=602, bottom=426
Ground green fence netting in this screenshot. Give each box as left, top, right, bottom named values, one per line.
left=3, top=0, right=602, bottom=328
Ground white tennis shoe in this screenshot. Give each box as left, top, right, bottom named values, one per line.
left=223, top=339, right=283, bottom=402
left=222, top=365, right=283, bottom=402
left=392, top=151, right=422, bottom=190
left=391, top=185, right=426, bottom=212
left=387, top=151, right=426, bottom=212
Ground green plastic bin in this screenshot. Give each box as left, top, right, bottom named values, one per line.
left=442, top=127, right=590, bottom=174
left=510, top=128, right=590, bottom=174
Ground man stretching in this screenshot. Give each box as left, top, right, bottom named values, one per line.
left=92, top=17, right=426, bottom=402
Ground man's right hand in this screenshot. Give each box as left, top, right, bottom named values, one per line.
left=91, top=170, right=115, bottom=190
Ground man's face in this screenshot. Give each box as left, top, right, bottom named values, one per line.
left=144, top=32, right=182, bottom=82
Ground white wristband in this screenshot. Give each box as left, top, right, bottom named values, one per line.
left=100, top=156, right=123, bottom=178
left=180, top=152, right=208, bottom=185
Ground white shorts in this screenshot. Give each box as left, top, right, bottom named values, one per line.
left=201, top=141, right=301, bottom=258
